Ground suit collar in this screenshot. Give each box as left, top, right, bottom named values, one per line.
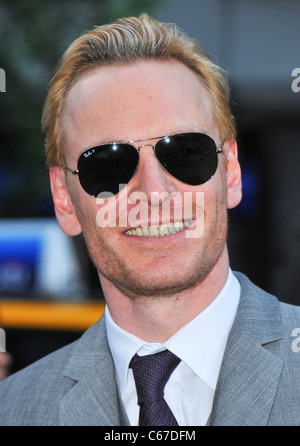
left=230, top=272, right=283, bottom=344
left=207, top=272, right=283, bottom=426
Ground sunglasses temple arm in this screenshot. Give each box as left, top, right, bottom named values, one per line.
left=63, top=166, right=79, bottom=175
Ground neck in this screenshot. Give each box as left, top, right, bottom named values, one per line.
left=99, top=247, right=230, bottom=343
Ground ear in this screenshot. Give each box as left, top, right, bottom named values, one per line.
left=49, top=167, right=82, bottom=236
left=224, top=140, right=242, bottom=209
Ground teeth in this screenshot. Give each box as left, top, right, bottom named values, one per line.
left=136, top=227, right=143, bottom=236
left=142, top=226, right=150, bottom=236
left=125, top=221, right=191, bottom=237
left=149, top=226, right=159, bottom=237
left=159, top=224, right=169, bottom=236
left=174, top=221, right=184, bottom=232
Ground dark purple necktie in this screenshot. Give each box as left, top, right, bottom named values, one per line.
left=129, top=349, right=181, bottom=426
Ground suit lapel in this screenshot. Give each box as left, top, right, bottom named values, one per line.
left=60, top=362, right=123, bottom=425
left=207, top=272, right=284, bottom=426
left=207, top=330, right=283, bottom=425
left=59, top=316, right=130, bottom=426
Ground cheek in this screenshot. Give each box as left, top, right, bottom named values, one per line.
left=74, top=193, right=122, bottom=253
left=197, top=168, right=227, bottom=206
left=202, top=174, right=228, bottom=222
left=69, top=184, right=99, bottom=231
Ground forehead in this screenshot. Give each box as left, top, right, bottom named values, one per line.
left=63, top=60, right=217, bottom=153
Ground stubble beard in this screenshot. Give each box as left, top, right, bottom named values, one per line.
left=83, top=201, right=229, bottom=301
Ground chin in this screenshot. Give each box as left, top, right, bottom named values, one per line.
left=103, top=258, right=217, bottom=300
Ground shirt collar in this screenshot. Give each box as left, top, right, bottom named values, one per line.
left=105, top=268, right=240, bottom=396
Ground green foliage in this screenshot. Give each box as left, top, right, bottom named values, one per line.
left=0, top=0, right=161, bottom=217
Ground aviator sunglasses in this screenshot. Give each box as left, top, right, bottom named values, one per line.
left=64, top=132, right=223, bottom=197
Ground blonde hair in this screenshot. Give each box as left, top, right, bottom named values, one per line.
left=42, top=13, right=236, bottom=167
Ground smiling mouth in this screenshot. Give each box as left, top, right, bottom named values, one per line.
left=125, top=220, right=191, bottom=237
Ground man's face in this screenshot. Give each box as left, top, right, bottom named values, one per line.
left=52, top=60, right=241, bottom=299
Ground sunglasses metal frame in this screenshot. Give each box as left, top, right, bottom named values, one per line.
left=62, top=133, right=224, bottom=197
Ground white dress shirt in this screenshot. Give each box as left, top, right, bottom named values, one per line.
left=105, top=268, right=240, bottom=426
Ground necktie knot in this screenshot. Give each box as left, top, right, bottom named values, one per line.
left=129, top=349, right=181, bottom=426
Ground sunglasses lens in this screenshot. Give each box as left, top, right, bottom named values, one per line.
left=78, top=144, right=139, bottom=196
left=156, top=133, right=218, bottom=186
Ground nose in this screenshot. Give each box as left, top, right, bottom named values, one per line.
left=128, top=145, right=179, bottom=207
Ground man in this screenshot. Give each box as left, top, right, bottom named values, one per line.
left=0, top=13, right=300, bottom=426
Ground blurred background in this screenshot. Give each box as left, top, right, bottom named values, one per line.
left=0, top=0, right=300, bottom=377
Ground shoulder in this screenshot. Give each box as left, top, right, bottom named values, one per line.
left=234, top=270, right=300, bottom=377
left=0, top=340, right=77, bottom=425
left=231, top=272, right=300, bottom=424
left=0, top=315, right=108, bottom=426
left=234, top=271, right=300, bottom=326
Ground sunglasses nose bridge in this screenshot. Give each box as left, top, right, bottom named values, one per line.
left=136, top=143, right=155, bottom=153
left=132, top=142, right=178, bottom=200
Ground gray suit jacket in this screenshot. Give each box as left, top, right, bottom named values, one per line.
left=1, top=272, right=300, bottom=426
